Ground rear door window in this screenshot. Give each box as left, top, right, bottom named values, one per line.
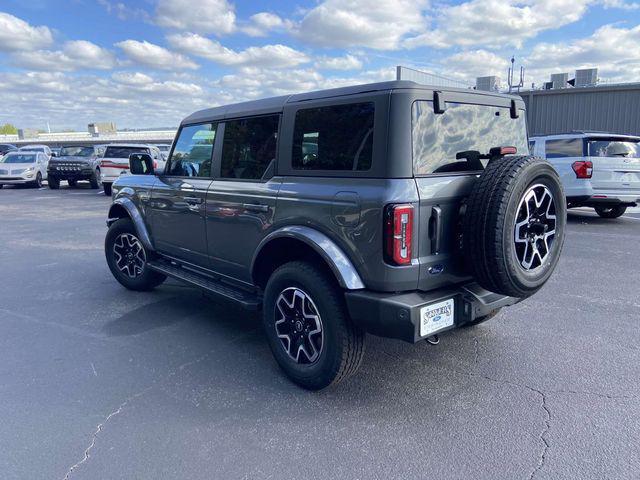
left=544, top=139, right=584, bottom=158
left=220, top=115, right=279, bottom=180
left=412, top=101, right=528, bottom=175
left=292, top=102, right=374, bottom=171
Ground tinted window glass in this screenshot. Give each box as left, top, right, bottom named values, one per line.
left=104, top=146, right=149, bottom=158
left=221, top=116, right=279, bottom=180
left=412, top=101, right=528, bottom=175
left=168, top=123, right=216, bottom=177
left=587, top=139, right=639, bottom=158
left=60, top=146, right=94, bottom=157
left=292, top=103, right=374, bottom=171
left=545, top=139, right=583, bottom=158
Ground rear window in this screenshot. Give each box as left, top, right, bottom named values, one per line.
left=587, top=139, right=639, bottom=158
left=104, top=146, right=149, bottom=158
left=292, top=102, right=374, bottom=171
left=544, top=139, right=583, bottom=158
left=412, top=101, right=528, bottom=175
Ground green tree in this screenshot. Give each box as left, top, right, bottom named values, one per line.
left=0, top=123, right=18, bottom=135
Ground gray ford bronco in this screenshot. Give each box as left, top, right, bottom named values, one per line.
left=104, top=81, right=566, bottom=390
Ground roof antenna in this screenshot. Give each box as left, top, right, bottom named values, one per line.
left=507, top=56, right=524, bottom=93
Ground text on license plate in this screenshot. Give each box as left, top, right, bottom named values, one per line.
left=420, top=299, right=454, bottom=337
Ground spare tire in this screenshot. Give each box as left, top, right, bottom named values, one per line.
left=463, top=155, right=566, bottom=298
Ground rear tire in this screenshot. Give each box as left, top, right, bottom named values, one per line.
left=463, top=156, right=566, bottom=298
left=103, top=183, right=112, bottom=196
left=105, top=218, right=166, bottom=291
left=594, top=205, right=626, bottom=218
left=263, top=261, right=365, bottom=390
left=48, top=177, right=60, bottom=189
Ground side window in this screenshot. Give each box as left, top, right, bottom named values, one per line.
left=545, top=139, right=583, bottom=158
left=292, top=102, right=374, bottom=171
left=529, top=140, right=535, bottom=154
left=167, top=123, right=216, bottom=177
left=220, top=115, right=279, bottom=180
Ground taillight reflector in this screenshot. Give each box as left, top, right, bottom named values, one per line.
left=572, top=160, right=593, bottom=179
left=384, top=204, right=414, bottom=265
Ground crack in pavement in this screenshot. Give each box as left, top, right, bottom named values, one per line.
left=62, top=387, right=152, bottom=480
left=61, top=328, right=259, bottom=479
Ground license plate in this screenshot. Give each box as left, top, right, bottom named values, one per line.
left=420, top=299, right=454, bottom=337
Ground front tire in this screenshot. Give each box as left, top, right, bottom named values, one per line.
left=263, top=261, right=365, bottom=390
left=48, top=176, right=60, bottom=189
left=105, top=218, right=166, bottom=291
left=89, top=169, right=101, bottom=189
left=68, top=179, right=77, bottom=187
left=103, top=182, right=112, bottom=196
left=32, top=172, right=43, bottom=188
left=594, top=205, right=627, bottom=218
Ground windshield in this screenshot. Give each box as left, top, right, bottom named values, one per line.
left=588, top=139, right=639, bottom=158
left=412, top=101, right=528, bottom=175
left=104, top=146, right=148, bottom=158
left=60, top=146, right=94, bottom=157
left=1, top=153, right=36, bottom=164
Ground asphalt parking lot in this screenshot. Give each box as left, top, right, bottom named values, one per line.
left=1, top=183, right=639, bottom=480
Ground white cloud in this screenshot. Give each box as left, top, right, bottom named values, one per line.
left=405, top=0, right=592, bottom=49
left=525, top=24, right=640, bottom=84
left=0, top=12, right=53, bottom=52
left=296, top=0, right=428, bottom=50
left=442, top=50, right=510, bottom=80
left=167, top=33, right=309, bottom=68
left=155, top=0, right=235, bottom=35
left=241, top=12, right=292, bottom=37
left=315, top=54, right=363, bottom=70
left=111, top=72, right=154, bottom=85
left=11, top=40, right=117, bottom=71
left=116, top=40, right=198, bottom=70
left=97, top=0, right=151, bottom=21
left=600, top=0, right=640, bottom=9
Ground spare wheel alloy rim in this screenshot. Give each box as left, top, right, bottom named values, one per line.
left=274, top=287, right=324, bottom=364
left=513, top=183, right=557, bottom=271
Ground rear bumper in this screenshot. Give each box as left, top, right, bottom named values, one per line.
left=568, top=194, right=639, bottom=207
left=345, top=283, right=521, bottom=343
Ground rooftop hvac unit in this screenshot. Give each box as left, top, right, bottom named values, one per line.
left=476, top=76, right=500, bottom=91
left=550, top=73, right=569, bottom=89
left=575, top=68, right=598, bottom=87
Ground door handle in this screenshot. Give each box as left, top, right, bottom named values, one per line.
left=429, top=206, right=442, bottom=255
left=243, top=203, right=269, bottom=213
left=184, top=196, right=203, bottom=205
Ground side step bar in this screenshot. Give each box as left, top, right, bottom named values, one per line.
left=148, top=259, right=262, bottom=310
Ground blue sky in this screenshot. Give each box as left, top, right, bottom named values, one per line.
left=0, top=0, right=639, bottom=131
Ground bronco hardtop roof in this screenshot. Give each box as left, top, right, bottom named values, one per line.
left=182, top=80, right=523, bottom=126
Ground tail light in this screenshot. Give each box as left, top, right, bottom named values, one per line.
left=572, top=160, right=593, bottom=178
left=153, top=160, right=158, bottom=169
left=384, top=204, right=414, bottom=265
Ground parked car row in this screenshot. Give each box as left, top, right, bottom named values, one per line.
left=0, top=142, right=170, bottom=191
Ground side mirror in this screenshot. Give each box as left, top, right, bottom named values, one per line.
left=129, top=153, right=155, bottom=175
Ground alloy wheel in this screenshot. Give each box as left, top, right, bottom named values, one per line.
left=514, top=184, right=557, bottom=271
left=113, top=233, right=146, bottom=278
left=274, top=287, right=324, bottom=364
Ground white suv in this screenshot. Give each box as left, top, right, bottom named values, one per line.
left=100, top=144, right=163, bottom=196
left=530, top=132, right=640, bottom=218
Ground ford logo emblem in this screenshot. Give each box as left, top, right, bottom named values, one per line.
left=428, top=264, right=444, bottom=275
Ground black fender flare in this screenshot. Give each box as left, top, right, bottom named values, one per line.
left=107, top=196, right=154, bottom=252
left=251, top=225, right=365, bottom=290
